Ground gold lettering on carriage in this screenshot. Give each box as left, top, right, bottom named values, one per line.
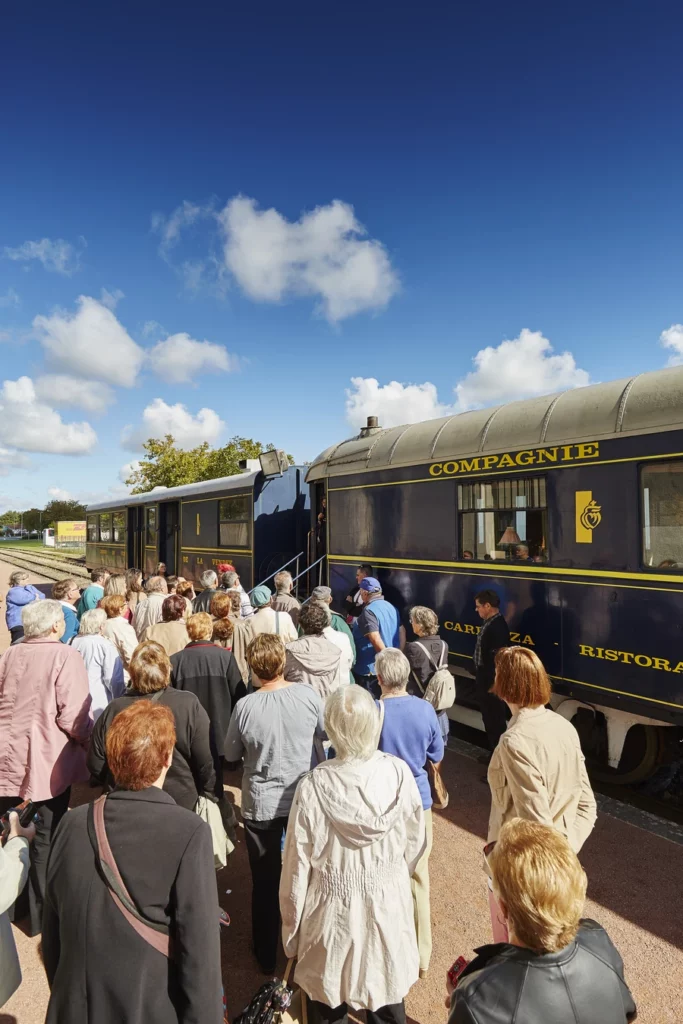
left=429, top=442, right=600, bottom=477
left=579, top=644, right=683, bottom=673
left=443, top=621, right=535, bottom=647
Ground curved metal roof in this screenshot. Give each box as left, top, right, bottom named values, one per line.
left=306, top=366, right=683, bottom=481
left=86, top=471, right=260, bottom=512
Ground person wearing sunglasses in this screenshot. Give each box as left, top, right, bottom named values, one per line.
left=447, top=819, right=636, bottom=1024
left=486, top=646, right=596, bottom=941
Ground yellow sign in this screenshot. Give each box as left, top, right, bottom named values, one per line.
left=429, top=442, right=600, bottom=477
left=56, top=520, right=86, bottom=542
left=575, top=492, right=601, bottom=543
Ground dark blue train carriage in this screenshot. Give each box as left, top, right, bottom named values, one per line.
left=307, top=366, right=683, bottom=781
left=86, top=454, right=310, bottom=592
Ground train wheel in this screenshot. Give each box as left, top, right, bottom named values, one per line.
left=571, top=709, right=663, bottom=784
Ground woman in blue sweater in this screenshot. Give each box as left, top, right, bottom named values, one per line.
left=5, top=571, right=45, bottom=643
left=375, top=646, right=444, bottom=980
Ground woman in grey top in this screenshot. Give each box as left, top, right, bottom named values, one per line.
left=224, top=633, right=324, bottom=975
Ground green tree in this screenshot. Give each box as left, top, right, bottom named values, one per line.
left=0, top=510, right=21, bottom=528
left=43, top=499, right=87, bottom=527
left=21, top=508, right=44, bottom=533
left=125, top=435, right=294, bottom=495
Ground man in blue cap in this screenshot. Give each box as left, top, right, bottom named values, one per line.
left=352, top=577, right=404, bottom=696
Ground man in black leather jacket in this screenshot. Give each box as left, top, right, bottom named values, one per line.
left=448, top=820, right=637, bottom=1024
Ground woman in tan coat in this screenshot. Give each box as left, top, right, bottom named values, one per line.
left=486, top=647, right=597, bottom=941
left=101, top=596, right=139, bottom=679
left=145, top=595, right=190, bottom=657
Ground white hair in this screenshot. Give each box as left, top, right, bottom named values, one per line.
left=221, top=571, right=239, bottom=589
left=9, top=571, right=30, bottom=587
left=22, top=599, right=65, bottom=639
left=200, top=570, right=217, bottom=588
left=79, top=608, right=107, bottom=636
left=146, top=575, right=168, bottom=594
left=274, top=570, right=292, bottom=593
left=375, top=647, right=410, bottom=692
left=324, top=686, right=380, bottom=762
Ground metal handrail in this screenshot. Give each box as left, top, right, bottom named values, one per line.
left=250, top=550, right=305, bottom=595
left=290, top=553, right=326, bottom=590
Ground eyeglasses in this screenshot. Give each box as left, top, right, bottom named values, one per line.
left=483, top=840, right=496, bottom=866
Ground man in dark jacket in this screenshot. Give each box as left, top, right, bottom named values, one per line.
left=343, top=563, right=374, bottom=619
left=473, top=589, right=510, bottom=756
left=170, top=612, right=247, bottom=790
left=448, top=819, right=636, bottom=1024
left=192, top=569, right=220, bottom=614
left=44, top=701, right=223, bottom=1024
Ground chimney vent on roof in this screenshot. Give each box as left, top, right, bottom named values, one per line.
left=359, top=415, right=381, bottom=438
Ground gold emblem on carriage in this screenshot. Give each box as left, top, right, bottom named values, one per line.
left=576, top=491, right=601, bottom=543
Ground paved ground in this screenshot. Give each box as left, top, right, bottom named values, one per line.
left=1, top=559, right=682, bottom=1023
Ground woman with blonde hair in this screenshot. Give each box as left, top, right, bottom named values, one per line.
left=448, top=819, right=636, bottom=1023
left=103, top=574, right=131, bottom=621
left=486, top=646, right=597, bottom=941
left=280, top=685, right=425, bottom=1024
left=100, top=595, right=138, bottom=677
left=405, top=605, right=450, bottom=743
left=87, top=641, right=215, bottom=811
left=124, top=568, right=145, bottom=616
left=5, top=570, right=44, bottom=643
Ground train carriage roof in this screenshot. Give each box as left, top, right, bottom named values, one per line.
left=306, top=365, right=683, bottom=481
left=86, top=470, right=260, bottom=512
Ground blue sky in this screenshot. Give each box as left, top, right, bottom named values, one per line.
left=2, top=1, right=683, bottom=511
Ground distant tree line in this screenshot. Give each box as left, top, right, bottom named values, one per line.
left=0, top=499, right=88, bottom=532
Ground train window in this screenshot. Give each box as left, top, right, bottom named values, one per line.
left=99, top=514, right=112, bottom=543
left=87, top=516, right=98, bottom=543
left=112, top=511, right=126, bottom=544
left=458, top=477, right=548, bottom=562
left=146, top=507, right=157, bottom=547
left=642, top=462, right=683, bottom=568
left=219, top=495, right=250, bottom=548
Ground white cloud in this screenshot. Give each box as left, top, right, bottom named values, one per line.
left=152, top=201, right=210, bottom=258
left=141, top=319, right=166, bottom=338
left=147, top=332, right=235, bottom=384
left=3, top=237, right=82, bottom=275
left=33, top=295, right=144, bottom=387
left=346, top=328, right=591, bottom=431
left=119, top=460, right=141, bottom=483
left=660, top=324, right=683, bottom=365
left=0, top=447, right=30, bottom=476
left=0, top=376, right=97, bottom=454
left=454, top=329, right=591, bottom=411
left=34, top=375, right=115, bottom=413
left=100, top=287, right=124, bottom=310
left=345, top=377, right=452, bottom=429
left=218, top=196, right=399, bottom=322
left=0, top=288, right=20, bottom=308
left=47, top=486, right=73, bottom=500
left=121, top=398, right=224, bottom=451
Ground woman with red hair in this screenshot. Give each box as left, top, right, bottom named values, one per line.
left=44, top=700, right=223, bottom=1024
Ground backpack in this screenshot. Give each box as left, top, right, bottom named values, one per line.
left=413, top=640, right=456, bottom=711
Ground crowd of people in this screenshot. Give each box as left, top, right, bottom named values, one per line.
left=0, top=561, right=637, bottom=1023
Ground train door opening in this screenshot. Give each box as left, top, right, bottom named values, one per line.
left=127, top=507, right=144, bottom=569
left=159, top=502, right=179, bottom=576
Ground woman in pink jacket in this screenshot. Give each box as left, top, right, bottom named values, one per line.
left=0, top=599, right=92, bottom=936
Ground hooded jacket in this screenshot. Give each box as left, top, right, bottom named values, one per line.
left=284, top=634, right=343, bottom=699
left=280, top=751, right=425, bottom=1010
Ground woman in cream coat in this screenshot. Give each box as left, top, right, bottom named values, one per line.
left=280, top=686, right=425, bottom=1024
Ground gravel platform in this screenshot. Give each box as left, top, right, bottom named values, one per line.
left=1, top=561, right=681, bottom=1024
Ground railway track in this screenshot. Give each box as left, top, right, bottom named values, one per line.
left=0, top=549, right=90, bottom=582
